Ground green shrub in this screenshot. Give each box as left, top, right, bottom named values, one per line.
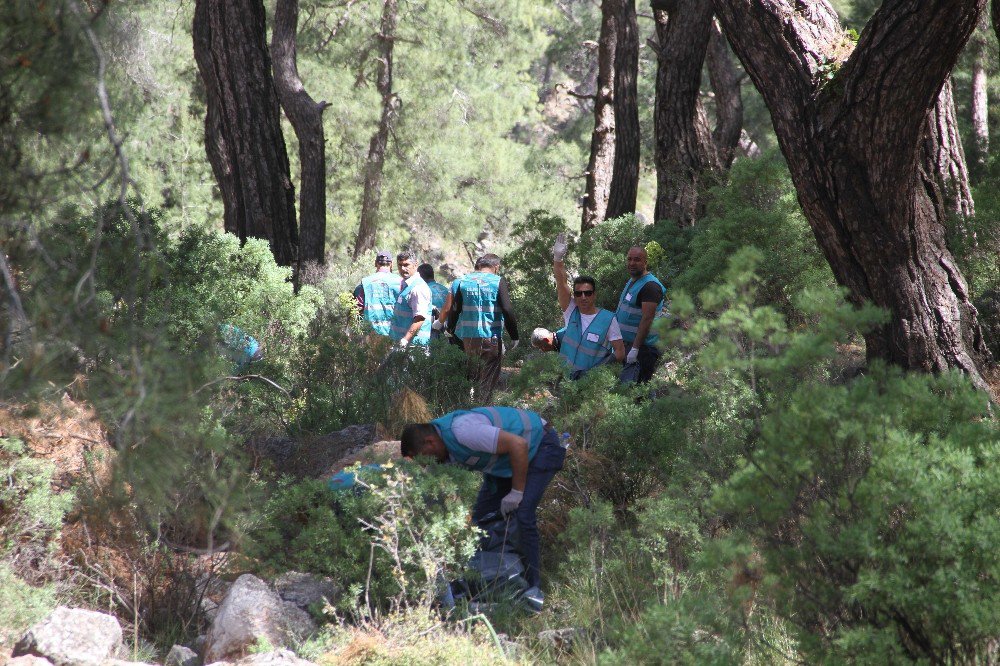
left=0, top=563, right=58, bottom=648
left=243, top=460, right=481, bottom=612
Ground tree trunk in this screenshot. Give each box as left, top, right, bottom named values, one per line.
left=706, top=18, right=743, bottom=169
left=353, top=0, right=400, bottom=259
left=272, top=0, right=329, bottom=286
left=970, top=16, right=989, bottom=179
left=193, top=0, right=298, bottom=267
left=605, top=0, right=640, bottom=220
left=651, top=0, right=717, bottom=226
left=582, top=0, right=622, bottom=231
left=714, top=0, right=992, bottom=390
left=921, top=78, right=975, bottom=220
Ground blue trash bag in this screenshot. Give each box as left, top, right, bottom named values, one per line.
left=327, top=464, right=385, bottom=493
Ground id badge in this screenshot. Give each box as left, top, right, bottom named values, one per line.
left=586, top=332, right=600, bottom=343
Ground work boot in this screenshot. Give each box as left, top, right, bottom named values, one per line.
left=521, top=586, right=544, bottom=613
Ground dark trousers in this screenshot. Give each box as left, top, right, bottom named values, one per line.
left=637, top=343, right=661, bottom=383
left=471, top=427, right=565, bottom=588
left=463, top=336, right=503, bottom=401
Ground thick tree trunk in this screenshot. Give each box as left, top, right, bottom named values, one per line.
left=193, top=0, right=298, bottom=267
left=353, top=0, right=399, bottom=259
left=651, top=0, right=717, bottom=226
left=970, top=17, right=989, bottom=178
left=582, top=0, right=622, bottom=231
left=272, top=0, right=329, bottom=286
left=921, top=78, right=975, bottom=220
left=605, top=0, right=640, bottom=220
left=706, top=19, right=743, bottom=169
left=714, top=0, right=992, bottom=390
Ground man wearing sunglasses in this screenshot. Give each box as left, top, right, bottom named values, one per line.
left=546, top=233, right=625, bottom=378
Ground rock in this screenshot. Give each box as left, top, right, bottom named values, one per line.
left=250, top=437, right=297, bottom=466
left=165, top=645, right=199, bottom=666
left=6, top=657, right=55, bottom=666
left=12, top=607, right=123, bottom=666
left=234, top=649, right=314, bottom=666
left=273, top=572, right=338, bottom=612
left=204, top=575, right=316, bottom=663
left=537, top=627, right=584, bottom=649
left=331, top=440, right=400, bottom=472
left=278, top=424, right=379, bottom=479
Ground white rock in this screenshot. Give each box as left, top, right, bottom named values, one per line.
left=203, top=575, right=315, bottom=663
left=6, top=656, right=55, bottom=666
left=164, top=645, right=199, bottom=666
left=12, top=607, right=123, bottom=666
left=233, top=649, right=314, bottom=666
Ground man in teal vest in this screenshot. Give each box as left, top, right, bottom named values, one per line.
left=550, top=233, right=625, bottom=379
left=447, top=254, right=520, bottom=399
left=615, top=246, right=665, bottom=383
left=389, top=251, right=433, bottom=348
left=353, top=250, right=401, bottom=336
left=417, top=263, right=452, bottom=340
left=400, top=406, right=567, bottom=607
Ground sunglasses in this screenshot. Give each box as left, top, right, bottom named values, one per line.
left=573, top=289, right=595, bottom=297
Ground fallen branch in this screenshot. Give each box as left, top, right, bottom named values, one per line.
left=194, top=374, right=291, bottom=398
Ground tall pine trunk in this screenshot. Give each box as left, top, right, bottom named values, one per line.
left=714, top=0, right=992, bottom=390
left=193, top=0, right=298, bottom=267
left=353, top=0, right=399, bottom=259
left=273, top=0, right=329, bottom=286
left=970, top=17, right=989, bottom=178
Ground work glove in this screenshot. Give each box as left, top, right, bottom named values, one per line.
left=500, top=489, right=524, bottom=516
left=626, top=347, right=639, bottom=364
left=552, top=232, right=568, bottom=262
left=506, top=339, right=519, bottom=353
left=397, top=338, right=409, bottom=350
left=431, top=319, right=444, bottom=331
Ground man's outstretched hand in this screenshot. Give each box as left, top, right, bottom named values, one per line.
left=552, top=233, right=568, bottom=262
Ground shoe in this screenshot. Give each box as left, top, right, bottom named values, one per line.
left=521, top=585, right=544, bottom=613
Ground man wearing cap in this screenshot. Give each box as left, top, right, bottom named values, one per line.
left=354, top=250, right=401, bottom=336
left=417, top=263, right=452, bottom=341
left=400, top=405, right=567, bottom=609
left=547, top=233, right=625, bottom=379
left=447, top=253, right=520, bottom=399
left=616, top=245, right=666, bottom=383
left=390, top=251, right=434, bottom=349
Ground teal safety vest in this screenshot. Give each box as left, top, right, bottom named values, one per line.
left=361, top=271, right=401, bottom=336
left=432, top=407, right=545, bottom=477
left=389, top=276, right=432, bottom=345
left=455, top=272, right=503, bottom=340
left=560, top=307, right=616, bottom=371
left=616, top=273, right=665, bottom=346
left=427, top=280, right=449, bottom=310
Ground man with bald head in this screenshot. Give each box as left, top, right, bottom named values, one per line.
left=616, top=245, right=665, bottom=383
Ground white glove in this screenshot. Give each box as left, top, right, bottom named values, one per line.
left=431, top=319, right=444, bottom=331
left=501, top=489, right=524, bottom=516
left=398, top=338, right=409, bottom=350
left=506, top=339, right=519, bottom=353
left=552, top=232, right=568, bottom=262
left=626, top=347, right=639, bottom=364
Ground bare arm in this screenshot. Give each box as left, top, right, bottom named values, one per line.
left=437, top=291, right=453, bottom=325
left=611, top=338, right=626, bottom=362
left=631, top=300, right=658, bottom=349
left=401, top=314, right=426, bottom=344
left=495, top=430, right=528, bottom=492
left=554, top=259, right=571, bottom=312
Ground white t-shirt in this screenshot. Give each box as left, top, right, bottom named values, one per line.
left=564, top=301, right=622, bottom=342
left=447, top=411, right=547, bottom=455
left=401, top=276, right=433, bottom=319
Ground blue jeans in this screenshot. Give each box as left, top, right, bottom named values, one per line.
left=471, top=427, right=566, bottom=588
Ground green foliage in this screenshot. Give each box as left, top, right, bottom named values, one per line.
left=0, top=563, right=58, bottom=648
left=503, top=210, right=574, bottom=337
left=244, top=460, right=480, bottom=612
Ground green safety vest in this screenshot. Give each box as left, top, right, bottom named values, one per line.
left=455, top=272, right=503, bottom=340
left=616, top=273, right=665, bottom=346
left=432, top=407, right=544, bottom=477
left=361, top=271, right=401, bottom=336
left=427, top=280, right=450, bottom=310
left=560, top=307, right=616, bottom=371
left=389, top=276, right=431, bottom=345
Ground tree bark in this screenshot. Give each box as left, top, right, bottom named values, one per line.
left=605, top=0, right=640, bottom=220
left=651, top=0, right=717, bottom=226
left=714, top=0, right=992, bottom=390
left=921, top=78, right=975, bottom=220
left=193, top=0, right=298, bottom=267
left=582, top=1, right=622, bottom=231
left=272, top=0, right=329, bottom=286
left=970, top=16, right=989, bottom=178
left=706, top=18, right=743, bottom=169
left=353, top=0, right=400, bottom=259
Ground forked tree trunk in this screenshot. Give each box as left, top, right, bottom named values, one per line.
left=922, top=78, right=975, bottom=220
left=273, top=0, right=329, bottom=286
left=714, top=0, right=992, bottom=390
left=706, top=19, right=743, bottom=169
left=605, top=0, right=640, bottom=220
left=353, top=0, right=400, bottom=259
left=193, top=0, right=298, bottom=267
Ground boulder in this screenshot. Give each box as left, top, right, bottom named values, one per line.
left=277, top=424, right=379, bottom=479
left=235, top=649, right=314, bottom=666
left=12, top=607, right=123, bottom=666
left=6, top=657, right=55, bottom=666
left=165, top=645, right=199, bottom=666
left=203, top=575, right=315, bottom=663
left=272, top=572, right=338, bottom=612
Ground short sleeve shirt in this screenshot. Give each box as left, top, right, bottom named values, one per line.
left=450, top=412, right=501, bottom=454
left=403, top=277, right=433, bottom=319
left=563, top=301, right=622, bottom=342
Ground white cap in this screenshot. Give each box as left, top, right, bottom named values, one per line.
left=530, top=327, right=553, bottom=348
